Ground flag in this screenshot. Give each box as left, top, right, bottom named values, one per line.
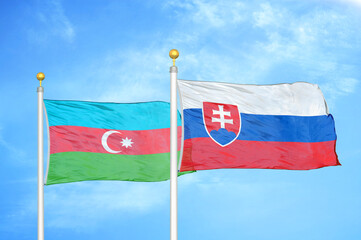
left=44, top=100, right=186, bottom=185
left=177, top=80, right=340, bottom=172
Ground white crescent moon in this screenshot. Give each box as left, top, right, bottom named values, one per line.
left=101, top=130, right=122, bottom=153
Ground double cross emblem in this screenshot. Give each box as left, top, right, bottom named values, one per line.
left=202, top=102, right=241, bottom=147
left=212, top=105, right=234, bottom=129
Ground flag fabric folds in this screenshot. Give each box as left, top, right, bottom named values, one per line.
left=177, top=80, right=340, bottom=172
left=44, top=100, right=184, bottom=185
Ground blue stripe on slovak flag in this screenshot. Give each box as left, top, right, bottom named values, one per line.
left=183, top=108, right=336, bottom=143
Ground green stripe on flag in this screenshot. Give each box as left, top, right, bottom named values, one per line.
left=46, top=152, right=192, bottom=185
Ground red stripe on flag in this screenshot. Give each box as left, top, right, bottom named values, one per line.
left=180, top=138, right=339, bottom=171
left=49, top=125, right=182, bottom=155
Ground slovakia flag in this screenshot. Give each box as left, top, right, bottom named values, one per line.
left=178, top=80, right=340, bottom=172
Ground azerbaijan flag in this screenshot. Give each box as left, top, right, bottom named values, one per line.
left=44, top=100, right=188, bottom=185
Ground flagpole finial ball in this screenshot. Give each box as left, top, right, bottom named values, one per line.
left=169, top=49, right=179, bottom=60
left=169, top=49, right=179, bottom=66
left=37, top=72, right=45, bottom=81
left=37, top=72, right=45, bottom=87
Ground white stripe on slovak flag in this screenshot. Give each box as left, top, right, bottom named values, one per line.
left=177, top=79, right=328, bottom=116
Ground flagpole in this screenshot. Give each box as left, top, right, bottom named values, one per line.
left=169, top=49, right=179, bottom=240
left=37, top=72, right=45, bottom=240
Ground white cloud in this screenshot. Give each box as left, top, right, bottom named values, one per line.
left=334, top=0, right=361, bottom=7
left=42, top=46, right=174, bottom=103
left=0, top=127, right=26, bottom=161
left=253, top=2, right=284, bottom=28
left=91, top=48, right=172, bottom=103
left=165, top=0, right=246, bottom=28
left=320, top=77, right=359, bottom=107
left=43, top=181, right=168, bottom=229
left=338, top=78, right=359, bottom=93
left=178, top=170, right=295, bottom=224
left=29, top=0, right=75, bottom=43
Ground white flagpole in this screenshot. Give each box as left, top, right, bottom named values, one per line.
left=169, top=49, right=179, bottom=240
left=37, top=72, right=45, bottom=240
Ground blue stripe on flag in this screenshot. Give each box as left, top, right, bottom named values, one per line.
left=183, top=108, right=336, bottom=142
left=44, top=100, right=181, bottom=130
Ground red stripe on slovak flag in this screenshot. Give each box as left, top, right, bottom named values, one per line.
left=180, top=138, right=339, bottom=171
left=49, top=125, right=182, bottom=155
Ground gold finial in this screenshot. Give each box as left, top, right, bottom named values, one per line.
left=169, top=49, right=179, bottom=66
left=36, top=72, right=45, bottom=86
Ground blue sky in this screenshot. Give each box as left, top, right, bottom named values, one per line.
left=1, top=0, right=361, bottom=239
